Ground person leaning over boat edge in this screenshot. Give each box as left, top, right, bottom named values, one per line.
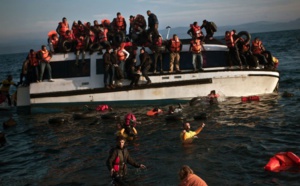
left=38, top=45, right=54, bottom=82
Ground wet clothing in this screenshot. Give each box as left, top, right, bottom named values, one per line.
left=180, top=130, right=197, bottom=143
left=107, top=146, right=141, bottom=178
left=179, top=174, right=208, bottom=186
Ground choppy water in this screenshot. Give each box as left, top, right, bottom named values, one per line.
left=1, top=29, right=300, bottom=186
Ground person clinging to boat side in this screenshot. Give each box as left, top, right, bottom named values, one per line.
left=180, top=122, right=205, bottom=144
left=38, top=45, right=54, bottom=82
left=168, top=34, right=182, bottom=73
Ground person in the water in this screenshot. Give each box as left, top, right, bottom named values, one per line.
left=106, top=136, right=146, bottom=185
left=180, top=122, right=205, bottom=143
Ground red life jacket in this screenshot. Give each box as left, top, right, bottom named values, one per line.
left=155, top=38, right=162, bottom=47
left=59, top=22, right=69, bottom=36
left=190, top=39, right=201, bottom=53
left=101, top=19, right=111, bottom=28
left=225, top=32, right=234, bottom=48
left=170, top=39, right=181, bottom=52
left=117, top=49, right=126, bottom=61
left=113, top=156, right=120, bottom=172
left=191, top=24, right=201, bottom=37
left=76, top=38, right=85, bottom=50
left=89, top=30, right=96, bottom=43
left=115, top=16, right=125, bottom=30
left=125, top=113, right=136, bottom=126
left=28, top=52, right=38, bottom=66
left=96, top=104, right=109, bottom=111
left=40, top=49, right=51, bottom=62
left=252, top=40, right=262, bottom=54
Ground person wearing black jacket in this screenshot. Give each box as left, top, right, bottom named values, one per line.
left=139, top=47, right=152, bottom=85
left=147, top=10, right=159, bottom=41
left=107, top=136, right=146, bottom=185
left=200, top=20, right=217, bottom=40
left=103, top=47, right=114, bottom=89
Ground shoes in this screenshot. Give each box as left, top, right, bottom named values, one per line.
left=153, top=70, right=157, bottom=74
left=105, top=85, right=111, bottom=89
left=160, top=70, right=164, bottom=74
left=168, top=71, right=173, bottom=73
left=146, top=80, right=152, bottom=85
left=110, top=84, right=115, bottom=89
left=48, top=79, right=54, bottom=82
left=193, top=69, right=198, bottom=72
left=37, top=80, right=41, bottom=83
left=176, top=70, right=181, bottom=73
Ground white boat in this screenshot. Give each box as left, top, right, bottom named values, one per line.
left=16, top=37, right=279, bottom=107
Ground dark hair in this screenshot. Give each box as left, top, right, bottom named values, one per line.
left=30, top=49, right=34, bottom=52
left=117, top=12, right=121, bottom=16
left=193, top=21, right=197, bottom=25
left=116, top=135, right=126, bottom=142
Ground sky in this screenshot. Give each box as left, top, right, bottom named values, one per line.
left=0, top=0, right=299, bottom=45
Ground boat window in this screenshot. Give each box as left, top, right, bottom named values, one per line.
left=96, top=59, right=104, bottom=74
left=203, top=51, right=229, bottom=68
left=51, top=60, right=90, bottom=78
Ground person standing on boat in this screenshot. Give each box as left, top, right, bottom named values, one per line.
left=225, top=31, right=242, bottom=69
left=189, top=36, right=205, bottom=72
left=200, top=20, right=217, bottom=40
left=168, top=34, right=182, bottom=73
left=0, top=75, right=17, bottom=106
left=128, top=15, right=135, bottom=40
left=111, top=49, right=123, bottom=86
left=103, top=47, right=114, bottom=89
left=152, top=35, right=164, bottom=74
left=146, top=10, right=159, bottom=42
left=112, top=12, right=127, bottom=35
left=180, top=122, right=205, bottom=144
left=139, top=47, right=152, bottom=85
left=179, top=165, right=208, bottom=186
left=27, top=49, right=39, bottom=83
left=38, top=45, right=53, bottom=82
left=56, top=17, right=69, bottom=47
left=106, top=136, right=146, bottom=185
left=117, top=44, right=130, bottom=78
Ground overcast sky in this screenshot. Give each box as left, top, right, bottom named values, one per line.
left=0, top=0, right=299, bottom=43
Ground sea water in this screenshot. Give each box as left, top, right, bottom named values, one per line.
left=0, top=29, right=300, bottom=186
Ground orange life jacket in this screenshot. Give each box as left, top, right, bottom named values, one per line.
left=225, top=32, right=234, bottom=48
left=190, top=39, right=201, bottom=53
left=170, top=39, right=181, bottom=52
left=49, top=37, right=59, bottom=49
left=59, top=22, right=69, bottom=36
left=252, top=40, right=262, bottom=54
left=155, top=38, right=162, bottom=47
left=115, top=16, right=125, bottom=30
left=98, top=28, right=108, bottom=42
left=28, top=52, right=38, bottom=66
left=101, top=19, right=111, bottom=28
left=117, top=49, right=126, bottom=61
left=40, top=49, right=51, bottom=62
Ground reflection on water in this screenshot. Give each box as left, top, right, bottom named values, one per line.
left=1, top=93, right=300, bottom=186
